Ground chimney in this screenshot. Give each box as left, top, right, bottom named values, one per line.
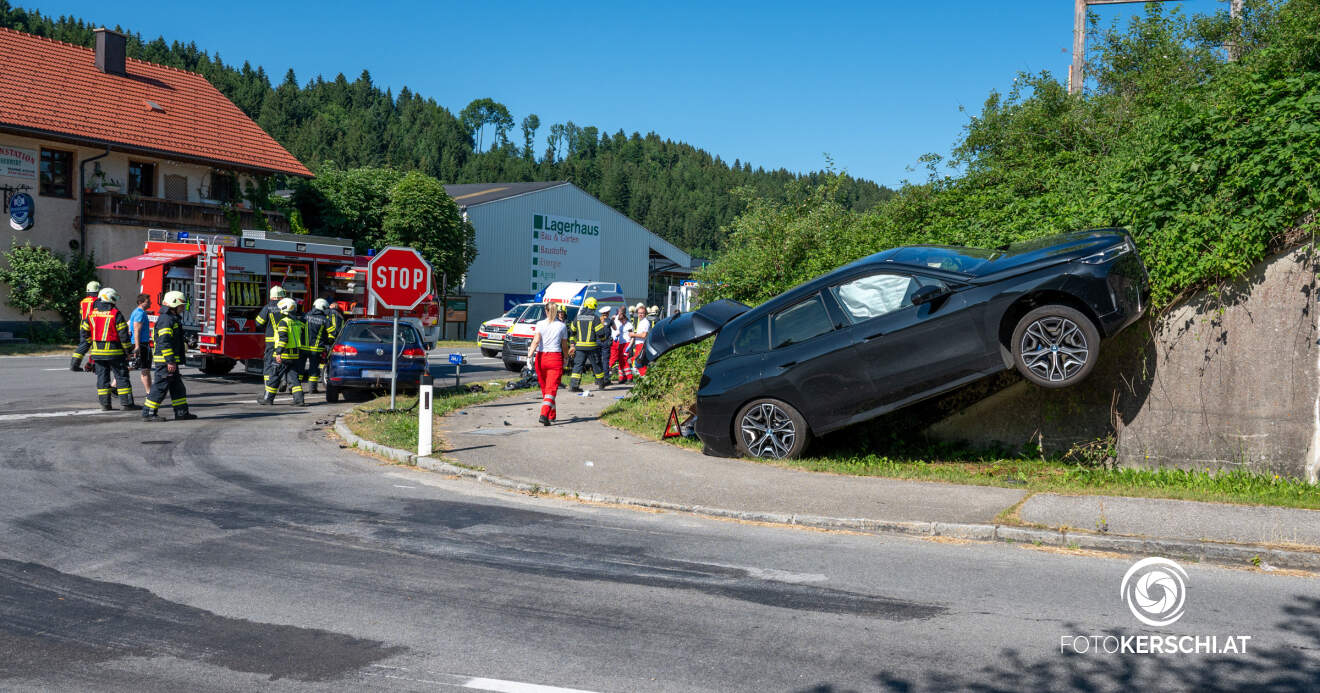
left=94, top=28, right=126, bottom=75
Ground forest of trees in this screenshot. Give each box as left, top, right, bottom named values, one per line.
left=0, top=1, right=893, bottom=256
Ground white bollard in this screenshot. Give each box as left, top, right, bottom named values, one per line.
left=418, top=371, right=433, bottom=457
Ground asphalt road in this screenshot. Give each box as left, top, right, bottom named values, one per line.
left=1, top=353, right=1317, bottom=692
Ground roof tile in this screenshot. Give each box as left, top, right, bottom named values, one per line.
left=0, top=28, right=311, bottom=178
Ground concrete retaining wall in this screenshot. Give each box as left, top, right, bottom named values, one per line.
left=923, top=245, right=1319, bottom=482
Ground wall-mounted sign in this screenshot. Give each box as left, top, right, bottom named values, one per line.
left=0, top=147, right=37, bottom=179
left=530, top=213, right=600, bottom=291
left=8, top=192, right=33, bottom=231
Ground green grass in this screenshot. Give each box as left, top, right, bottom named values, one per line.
left=431, top=340, right=481, bottom=349
left=0, top=343, right=75, bottom=356
left=603, top=396, right=1320, bottom=511
left=343, top=380, right=517, bottom=455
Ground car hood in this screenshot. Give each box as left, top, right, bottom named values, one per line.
left=968, top=229, right=1129, bottom=282
left=641, top=299, right=750, bottom=365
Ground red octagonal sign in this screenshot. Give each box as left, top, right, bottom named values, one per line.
left=368, top=246, right=433, bottom=311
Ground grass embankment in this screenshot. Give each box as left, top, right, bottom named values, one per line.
left=431, top=340, right=480, bottom=350
left=0, top=343, right=75, bottom=356
left=342, top=380, right=517, bottom=455
left=603, top=344, right=1320, bottom=510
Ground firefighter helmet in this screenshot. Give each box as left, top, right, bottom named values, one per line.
left=269, top=286, right=287, bottom=300
left=86, top=281, right=101, bottom=293
left=584, top=297, right=597, bottom=310
left=277, top=297, right=297, bottom=313
left=162, top=291, right=187, bottom=308
left=97, top=287, right=119, bottom=304
left=648, top=305, right=660, bottom=318
left=312, top=298, right=329, bottom=310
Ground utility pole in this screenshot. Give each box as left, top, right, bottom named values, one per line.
left=1069, top=0, right=1245, bottom=95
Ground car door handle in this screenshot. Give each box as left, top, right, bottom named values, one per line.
left=864, top=331, right=885, bottom=342
left=778, top=361, right=798, bottom=370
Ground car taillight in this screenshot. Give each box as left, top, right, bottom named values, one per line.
left=401, top=347, right=427, bottom=359
left=332, top=344, right=357, bottom=356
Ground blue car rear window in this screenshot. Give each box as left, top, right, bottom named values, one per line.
left=343, top=323, right=420, bottom=344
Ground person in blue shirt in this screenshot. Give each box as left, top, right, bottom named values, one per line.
left=128, top=294, right=153, bottom=394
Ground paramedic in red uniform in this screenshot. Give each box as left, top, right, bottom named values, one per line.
left=527, top=302, right=567, bottom=426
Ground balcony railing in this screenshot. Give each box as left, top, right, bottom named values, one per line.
left=84, top=192, right=290, bottom=233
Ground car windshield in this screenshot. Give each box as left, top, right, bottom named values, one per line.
left=342, top=323, right=420, bottom=344
left=503, top=305, right=527, bottom=319
left=517, top=304, right=577, bottom=324
left=889, top=246, right=1000, bottom=273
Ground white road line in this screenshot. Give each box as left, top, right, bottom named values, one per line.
left=0, top=408, right=114, bottom=422
left=461, top=677, right=600, bottom=693
left=42, top=368, right=70, bottom=371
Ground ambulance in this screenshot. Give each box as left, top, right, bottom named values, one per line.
left=498, top=281, right=625, bottom=371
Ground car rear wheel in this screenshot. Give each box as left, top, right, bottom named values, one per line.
left=734, top=398, right=810, bottom=460
left=481, top=348, right=499, bottom=358
left=503, top=359, right=523, bottom=372
left=1011, top=305, right=1100, bottom=388
left=325, top=383, right=340, bottom=403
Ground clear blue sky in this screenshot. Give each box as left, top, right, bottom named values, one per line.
left=36, top=0, right=1228, bottom=187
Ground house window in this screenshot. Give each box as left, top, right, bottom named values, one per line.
left=208, top=172, right=235, bottom=202
left=128, top=161, right=156, bottom=197
left=163, top=174, right=188, bottom=201
left=39, top=148, right=74, bottom=198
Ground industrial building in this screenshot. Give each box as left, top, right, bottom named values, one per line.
left=443, top=181, right=692, bottom=337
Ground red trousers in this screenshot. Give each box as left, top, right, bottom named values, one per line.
left=631, top=343, right=647, bottom=377
left=534, top=351, right=563, bottom=420
left=610, top=342, right=628, bottom=381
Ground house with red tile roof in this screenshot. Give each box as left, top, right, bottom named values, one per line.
left=0, top=26, right=312, bottom=325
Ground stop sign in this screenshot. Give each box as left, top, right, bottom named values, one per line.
left=368, top=247, right=433, bottom=310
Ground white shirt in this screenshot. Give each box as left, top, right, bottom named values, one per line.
left=534, top=319, right=566, bottom=353
left=632, top=317, right=651, bottom=342
left=613, top=319, right=632, bottom=344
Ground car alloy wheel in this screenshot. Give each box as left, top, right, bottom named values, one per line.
left=1011, top=305, right=1100, bottom=388
left=735, top=399, right=808, bottom=460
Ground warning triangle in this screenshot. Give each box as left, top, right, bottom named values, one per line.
left=663, top=406, right=682, bottom=438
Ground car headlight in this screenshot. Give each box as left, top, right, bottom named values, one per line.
left=1079, top=240, right=1132, bottom=265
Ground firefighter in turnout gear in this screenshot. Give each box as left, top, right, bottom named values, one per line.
left=260, top=298, right=308, bottom=406
left=254, top=286, right=287, bottom=393
left=302, top=298, right=332, bottom=394
left=325, top=301, right=346, bottom=346
left=568, top=297, right=611, bottom=391
left=142, top=291, right=196, bottom=422
left=80, top=288, right=137, bottom=410
left=70, top=280, right=102, bottom=371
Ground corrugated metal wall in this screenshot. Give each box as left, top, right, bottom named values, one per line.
left=460, top=184, right=689, bottom=335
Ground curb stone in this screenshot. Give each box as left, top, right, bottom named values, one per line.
left=332, top=416, right=1320, bottom=572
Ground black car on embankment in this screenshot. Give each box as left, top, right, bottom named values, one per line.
left=643, top=229, right=1150, bottom=460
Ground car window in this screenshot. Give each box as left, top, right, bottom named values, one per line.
left=343, top=323, right=420, bottom=344
left=771, top=294, right=834, bottom=349
left=830, top=273, right=922, bottom=323
left=733, top=317, right=768, bottom=355
left=503, top=305, right=526, bottom=319
left=518, top=305, right=545, bottom=323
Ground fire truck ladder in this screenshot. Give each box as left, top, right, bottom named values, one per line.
left=194, top=243, right=219, bottom=336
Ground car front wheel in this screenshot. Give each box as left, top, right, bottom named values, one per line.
left=1011, top=305, right=1100, bottom=388
left=734, top=398, right=810, bottom=460
left=503, top=359, right=523, bottom=372
left=481, top=348, right=499, bottom=358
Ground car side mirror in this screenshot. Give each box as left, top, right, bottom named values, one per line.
left=910, top=285, right=947, bottom=306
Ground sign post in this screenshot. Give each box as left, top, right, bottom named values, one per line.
left=367, top=247, right=433, bottom=411
left=418, top=368, right=433, bottom=457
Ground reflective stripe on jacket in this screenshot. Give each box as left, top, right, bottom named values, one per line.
left=152, top=311, right=185, bottom=365
left=81, top=304, right=130, bottom=359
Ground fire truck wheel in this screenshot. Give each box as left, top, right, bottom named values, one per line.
left=199, top=356, right=236, bottom=376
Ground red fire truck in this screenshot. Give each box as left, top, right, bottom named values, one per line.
left=99, top=229, right=440, bottom=375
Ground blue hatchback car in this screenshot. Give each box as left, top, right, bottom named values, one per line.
left=324, top=319, right=430, bottom=402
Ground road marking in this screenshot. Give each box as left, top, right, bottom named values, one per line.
left=364, top=667, right=600, bottom=693
left=42, top=368, right=70, bottom=371
left=393, top=484, right=416, bottom=488
left=0, top=408, right=114, bottom=422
